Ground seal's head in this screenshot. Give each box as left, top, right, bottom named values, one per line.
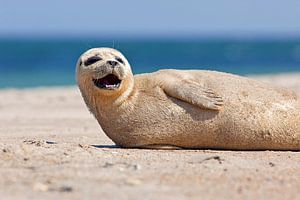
left=76, top=48, right=134, bottom=103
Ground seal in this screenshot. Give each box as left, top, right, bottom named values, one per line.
left=76, top=48, right=300, bottom=150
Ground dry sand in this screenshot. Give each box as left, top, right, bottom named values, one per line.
left=0, top=73, right=299, bottom=200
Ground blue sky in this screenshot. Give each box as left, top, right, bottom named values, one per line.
left=1, top=0, right=300, bottom=38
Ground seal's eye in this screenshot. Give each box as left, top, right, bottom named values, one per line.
left=115, top=57, right=124, bottom=64
left=84, top=56, right=102, bottom=66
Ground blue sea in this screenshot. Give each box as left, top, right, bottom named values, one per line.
left=1, top=37, right=300, bottom=88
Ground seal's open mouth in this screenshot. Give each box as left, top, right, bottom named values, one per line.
left=93, top=74, right=121, bottom=90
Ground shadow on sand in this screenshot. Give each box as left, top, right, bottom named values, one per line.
left=91, top=144, right=121, bottom=149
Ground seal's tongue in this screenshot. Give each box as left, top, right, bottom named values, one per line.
left=93, top=74, right=121, bottom=89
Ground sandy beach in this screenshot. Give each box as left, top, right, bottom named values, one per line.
left=0, top=73, right=299, bottom=200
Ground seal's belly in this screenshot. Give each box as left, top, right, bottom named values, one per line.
left=108, top=88, right=300, bottom=150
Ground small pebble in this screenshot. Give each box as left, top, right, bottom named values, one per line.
left=125, top=179, right=142, bottom=186
left=59, top=186, right=73, bottom=192
left=33, top=183, right=49, bottom=192
left=133, top=164, right=141, bottom=170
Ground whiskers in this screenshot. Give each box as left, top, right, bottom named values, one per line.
left=112, top=40, right=120, bottom=49
left=112, top=40, right=115, bottom=48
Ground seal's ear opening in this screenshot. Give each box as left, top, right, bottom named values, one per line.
left=93, top=74, right=121, bottom=90
left=78, top=59, right=83, bottom=66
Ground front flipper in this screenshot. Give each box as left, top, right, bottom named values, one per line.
left=162, top=79, right=224, bottom=111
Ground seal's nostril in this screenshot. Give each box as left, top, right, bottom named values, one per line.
left=107, top=60, right=118, bottom=67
